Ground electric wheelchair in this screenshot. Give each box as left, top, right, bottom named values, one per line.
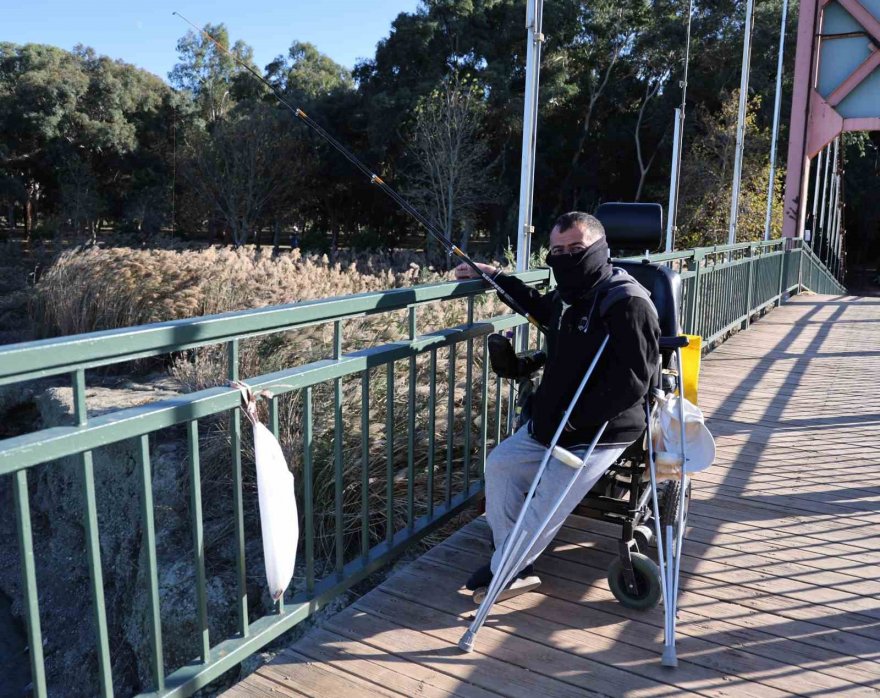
left=486, top=202, right=690, bottom=611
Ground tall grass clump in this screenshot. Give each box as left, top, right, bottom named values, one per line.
left=30, top=243, right=529, bottom=591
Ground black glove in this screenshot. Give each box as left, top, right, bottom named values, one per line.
left=487, top=334, right=519, bottom=378
left=487, top=333, right=546, bottom=379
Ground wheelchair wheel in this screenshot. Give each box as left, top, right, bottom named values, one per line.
left=607, top=553, right=662, bottom=610
left=660, top=479, right=691, bottom=528
left=658, top=479, right=691, bottom=553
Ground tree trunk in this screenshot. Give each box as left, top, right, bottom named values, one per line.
left=459, top=219, right=471, bottom=254
left=24, top=180, right=35, bottom=242
left=272, top=220, right=281, bottom=255
left=555, top=52, right=621, bottom=214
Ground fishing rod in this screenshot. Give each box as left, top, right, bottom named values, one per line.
left=172, top=12, right=545, bottom=331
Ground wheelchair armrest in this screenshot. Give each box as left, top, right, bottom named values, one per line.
left=659, top=336, right=689, bottom=350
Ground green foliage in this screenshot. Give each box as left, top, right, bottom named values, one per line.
left=676, top=92, right=783, bottom=247
left=0, top=0, right=815, bottom=251
left=0, top=42, right=176, bottom=240
left=169, top=23, right=254, bottom=124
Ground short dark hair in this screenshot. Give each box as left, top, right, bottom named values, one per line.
left=552, top=211, right=605, bottom=244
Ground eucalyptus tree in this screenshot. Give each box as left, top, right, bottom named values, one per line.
left=169, top=23, right=255, bottom=125
left=0, top=42, right=175, bottom=240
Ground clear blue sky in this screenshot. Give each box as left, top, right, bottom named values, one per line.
left=4, top=0, right=422, bottom=81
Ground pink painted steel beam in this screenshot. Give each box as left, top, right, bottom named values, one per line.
left=835, top=0, right=880, bottom=40
left=784, top=0, right=880, bottom=239
left=828, top=49, right=880, bottom=106
left=782, top=0, right=820, bottom=238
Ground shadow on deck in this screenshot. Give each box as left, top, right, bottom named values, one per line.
left=225, top=295, right=880, bottom=698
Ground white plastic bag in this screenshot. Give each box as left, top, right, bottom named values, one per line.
left=652, top=393, right=716, bottom=480
left=234, top=382, right=298, bottom=601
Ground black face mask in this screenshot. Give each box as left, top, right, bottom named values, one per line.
left=546, top=240, right=612, bottom=304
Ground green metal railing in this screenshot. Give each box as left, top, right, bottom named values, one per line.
left=0, top=237, right=845, bottom=697
left=645, top=238, right=845, bottom=344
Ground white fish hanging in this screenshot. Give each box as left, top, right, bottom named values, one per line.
left=233, top=381, right=298, bottom=601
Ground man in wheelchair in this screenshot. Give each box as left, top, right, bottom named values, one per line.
left=454, top=211, right=660, bottom=603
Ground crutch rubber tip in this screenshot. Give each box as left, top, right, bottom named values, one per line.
left=458, top=630, right=476, bottom=653
left=661, top=645, right=678, bottom=668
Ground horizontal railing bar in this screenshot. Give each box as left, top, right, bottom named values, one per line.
left=133, top=487, right=484, bottom=698
left=0, top=270, right=551, bottom=386
left=0, top=314, right=526, bottom=475
left=619, top=250, right=696, bottom=263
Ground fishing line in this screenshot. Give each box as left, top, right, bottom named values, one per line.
left=172, top=11, right=545, bottom=331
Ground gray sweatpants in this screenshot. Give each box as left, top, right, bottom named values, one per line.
left=485, top=425, right=627, bottom=574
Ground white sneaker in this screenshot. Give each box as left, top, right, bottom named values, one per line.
left=472, top=569, right=542, bottom=605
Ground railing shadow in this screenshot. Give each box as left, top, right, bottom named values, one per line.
left=263, top=293, right=880, bottom=695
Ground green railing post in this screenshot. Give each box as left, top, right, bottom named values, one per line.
left=478, top=335, right=490, bottom=483
left=776, top=245, right=786, bottom=306
left=13, top=469, right=47, bottom=698
left=186, top=420, right=210, bottom=662
left=407, top=307, right=417, bottom=530
left=333, top=321, right=344, bottom=576
left=426, top=349, right=437, bottom=520
left=687, top=251, right=703, bottom=336
left=303, top=386, right=315, bottom=594
left=226, top=339, right=248, bottom=638
left=446, top=344, right=456, bottom=507
left=743, top=243, right=756, bottom=328
left=797, top=242, right=804, bottom=293
left=360, top=372, right=370, bottom=560
left=73, top=369, right=113, bottom=697
left=463, top=298, right=474, bottom=496
left=385, top=361, right=395, bottom=546
left=137, top=434, right=164, bottom=692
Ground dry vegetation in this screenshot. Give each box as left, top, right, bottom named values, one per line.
left=30, top=243, right=526, bottom=574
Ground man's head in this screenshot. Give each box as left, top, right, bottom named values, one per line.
left=545, top=212, right=611, bottom=304
left=549, top=212, right=605, bottom=257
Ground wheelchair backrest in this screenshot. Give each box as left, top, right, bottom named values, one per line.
left=595, top=202, right=664, bottom=253
left=609, top=260, right=682, bottom=341
left=594, top=201, right=682, bottom=351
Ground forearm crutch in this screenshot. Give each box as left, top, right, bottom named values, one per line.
left=458, top=336, right=610, bottom=653
left=645, top=344, right=690, bottom=667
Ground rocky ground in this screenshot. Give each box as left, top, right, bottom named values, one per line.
left=0, top=374, right=474, bottom=696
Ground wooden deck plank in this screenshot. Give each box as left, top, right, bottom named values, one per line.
left=291, top=628, right=499, bottom=698
left=230, top=294, right=880, bottom=697
left=324, top=603, right=593, bottom=698
left=220, top=668, right=337, bottom=697
left=423, top=528, right=880, bottom=694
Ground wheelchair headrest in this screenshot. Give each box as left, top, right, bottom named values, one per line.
left=610, top=260, right=681, bottom=340
left=595, top=203, right=664, bottom=252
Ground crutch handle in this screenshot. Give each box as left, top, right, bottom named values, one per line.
left=551, top=446, right=584, bottom=469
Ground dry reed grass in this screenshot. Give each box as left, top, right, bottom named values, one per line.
left=32, top=244, right=525, bottom=578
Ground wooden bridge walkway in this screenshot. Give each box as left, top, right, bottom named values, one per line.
left=226, top=294, right=880, bottom=698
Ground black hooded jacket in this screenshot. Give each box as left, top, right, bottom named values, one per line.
left=492, top=248, right=660, bottom=447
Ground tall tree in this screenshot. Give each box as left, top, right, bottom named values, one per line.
left=183, top=105, right=294, bottom=246
left=169, top=24, right=254, bottom=124
left=404, top=71, right=498, bottom=256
